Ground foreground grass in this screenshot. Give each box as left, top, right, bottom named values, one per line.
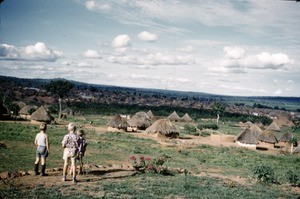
left=0, top=118, right=299, bottom=198
left=1, top=174, right=298, bottom=199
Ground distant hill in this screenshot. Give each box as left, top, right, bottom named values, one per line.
left=0, top=75, right=299, bottom=111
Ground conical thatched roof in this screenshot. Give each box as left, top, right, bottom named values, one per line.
left=127, top=111, right=150, bottom=129
left=16, top=101, right=26, bottom=109
left=30, top=106, right=54, bottom=123
left=181, top=113, right=193, bottom=122
left=279, top=132, right=293, bottom=142
left=266, top=121, right=281, bottom=131
left=19, top=105, right=36, bottom=115
left=146, top=110, right=154, bottom=119
left=236, top=128, right=259, bottom=145
left=107, top=115, right=129, bottom=129
left=145, top=119, right=179, bottom=138
left=135, top=111, right=150, bottom=119
left=258, top=130, right=278, bottom=144
left=249, top=124, right=262, bottom=138
left=167, top=111, right=181, bottom=122
left=61, top=108, right=74, bottom=115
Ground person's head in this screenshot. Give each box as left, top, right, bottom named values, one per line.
left=39, top=122, right=47, bottom=131
left=68, top=123, right=76, bottom=132
left=77, top=129, right=85, bottom=137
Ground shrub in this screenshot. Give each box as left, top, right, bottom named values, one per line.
left=286, top=170, right=300, bottom=187
left=130, top=155, right=172, bottom=175
left=184, top=124, right=199, bottom=135
left=197, top=123, right=219, bottom=130
left=252, top=165, right=277, bottom=184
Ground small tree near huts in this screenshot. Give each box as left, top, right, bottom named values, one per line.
left=45, top=80, right=73, bottom=118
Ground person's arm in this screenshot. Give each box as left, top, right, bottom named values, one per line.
left=62, top=135, right=67, bottom=148
left=45, top=134, right=50, bottom=153
left=34, top=134, right=38, bottom=147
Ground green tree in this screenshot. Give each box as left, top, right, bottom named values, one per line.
left=212, top=101, right=225, bottom=125
left=45, top=80, right=73, bottom=118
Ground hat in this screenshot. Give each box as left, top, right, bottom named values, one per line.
left=68, top=123, right=76, bottom=131
left=39, top=122, right=47, bottom=131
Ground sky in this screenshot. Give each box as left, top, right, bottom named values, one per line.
left=0, top=0, right=299, bottom=97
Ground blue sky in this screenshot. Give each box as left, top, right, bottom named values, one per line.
left=0, top=0, right=299, bottom=96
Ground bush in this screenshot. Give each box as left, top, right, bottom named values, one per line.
left=184, top=124, right=199, bottom=135
left=286, top=170, right=300, bottom=187
left=252, top=165, right=277, bottom=184
left=130, top=155, right=172, bottom=175
left=197, top=123, right=219, bottom=130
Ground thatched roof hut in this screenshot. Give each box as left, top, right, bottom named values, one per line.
left=107, top=115, right=129, bottom=130
left=61, top=108, right=74, bottom=116
left=15, top=101, right=26, bottom=109
left=258, top=130, right=278, bottom=144
left=146, top=110, right=154, bottom=120
left=127, top=111, right=150, bottom=131
left=181, top=113, right=193, bottom=122
left=167, top=111, right=181, bottom=122
left=145, top=119, right=179, bottom=138
left=236, top=128, right=259, bottom=145
left=279, top=132, right=293, bottom=143
left=19, top=105, right=37, bottom=115
left=30, top=106, right=54, bottom=123
left=249, top=124, right=262, bottom=138
left=276, top=132, right=293, bottom=148
left=266, top=121, right=281, bottom=131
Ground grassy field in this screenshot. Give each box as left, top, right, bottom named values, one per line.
left=0, top=115, right=300, bottom=198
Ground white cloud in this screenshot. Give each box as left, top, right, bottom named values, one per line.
left=0, top=42, right=62, bottom=62
left=108, top=52, right=194, bottom=66
left=221, top=47, right=294, bottom=70
left=138, top=31, right=158, bottom=42
left=223, top=46, right=245, bottom=59
left=83, top=49, right=102, bottom=59
left=112, top=35, right=131, bottom=48
left=85, top=0, right=110, bottom=11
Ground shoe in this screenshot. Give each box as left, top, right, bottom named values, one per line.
left=72, top=178, right=77, bottom=184
left=34, top=164, right=40, bottom=175
left=41, top=165, right=48, bottom=176
left=61, top=176, right=66, bottom=182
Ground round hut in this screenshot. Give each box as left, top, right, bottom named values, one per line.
left=107, top=115, right=129, bottom=132
left=167, top=111, right=181, bottom=122
left=61, top=108, right=74, bottom=117
left=277, top=132, right=293, bottom=148
left=257, top=130, right=278, bottom=149
left=266, top=121, right=281, bottom=132
left=145, top=119, right=179, bottom=138
left=19, top=105, right=37, bottom=120
left=235, top=128, right=258, bottom=148
left=127, top=111, right=150, bottom=132
left=146, top=110, right=154, bottom=120
left=181, top=113, right=193, bottom=123
left=249, top=124, right=262, bottom=138
left=30, top=106, right=54, bottom=124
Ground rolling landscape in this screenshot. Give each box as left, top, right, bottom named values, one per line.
left=1, top=1, right=300, bottom=198
left=0, top=75, right=300, bottom=198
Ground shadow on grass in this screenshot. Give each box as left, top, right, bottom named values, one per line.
left=79, top=168, right=138, bottom=182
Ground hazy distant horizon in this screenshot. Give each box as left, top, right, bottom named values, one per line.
left=0, top=0, right=299, bottom=97
left=3, top=74, right=300, bottom=98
